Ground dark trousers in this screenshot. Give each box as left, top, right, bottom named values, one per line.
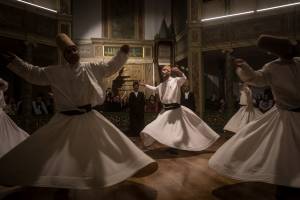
left=129, top=113, right=145, bottom=137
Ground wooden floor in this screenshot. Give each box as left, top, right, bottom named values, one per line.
left=0, top=135, right=299, bottom=200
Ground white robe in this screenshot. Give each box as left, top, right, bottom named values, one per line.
left=224, top=86, right=262, bottom=133
left=0, top=52, right=157, bottom=189
left=141, top=75, right=219, bottom=151
left=209, top=57, right=300, bottom=187
left=0, top=81, right=29, bottom=157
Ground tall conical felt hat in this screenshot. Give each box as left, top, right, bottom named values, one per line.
left=257, top=34, right=297, bottom=59
left=56, top=33, right=76, bottom=51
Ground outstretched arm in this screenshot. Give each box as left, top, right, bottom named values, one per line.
left=5, top=54, right=50, bottom=86
left=172, top=67, right=187, bottom=86
left=90, top=45, right=129, bottom=78
left=234, top=58, right=270, bottom=87
left=140, top=82, right=158, bottom=92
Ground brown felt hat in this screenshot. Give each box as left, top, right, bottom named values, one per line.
left=56, top=33, right=76, bottom=51
left=257, top=34, right=298, bottom=59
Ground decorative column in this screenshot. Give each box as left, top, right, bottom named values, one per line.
left=187, top=0, right=204, bottom=116
left=223, top=48, right=235, bottom=116
left=57, top=0, right=72, bottom=65
left=22, top=40, right=35, bottom=132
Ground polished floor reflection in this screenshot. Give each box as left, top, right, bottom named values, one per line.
left=1, top=135, right=299, bottom=200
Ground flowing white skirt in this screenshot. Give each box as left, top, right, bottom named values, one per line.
left=209, top=106, right=300, bottom=187
left=0, top=110, right=157, bottom=189
left=0, top=109, right=29, bottom=157
left=224, top=105, right=263, bottom=133
left=141, top=106, right=219, bottom=151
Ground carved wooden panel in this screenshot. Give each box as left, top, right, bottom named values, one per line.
left=176, top=35, right=188, bottom=56
left=203, top=14, right=291, bottom=47
left=59, top=23, right=71, bottom=36
left=79, top=44, right=94, bottom=58
left=104, top=64, right=145, bottom=94
left=0, top=3, right=57, bottom=38
left=202, top=25, right=227, bottom=46
left=231, top=15, right=285, bottom=41
left=102, top=0, right=143, bottom=40
left=104, top=46, right=143, bottom=57
left=60, top=0, right=71, bottom=14
left=191, top=51, right=201, bottom=95
left=191, top=29, right=201, bottom=42
left=144, top=46, right=152, bottom=58
left=191, top=0, right=199, bottom=21
left=0, top=4, right=23, bottom=31
left=158, top=45, right=171, bottom=59
left=94, top=45, right=103, bottom=57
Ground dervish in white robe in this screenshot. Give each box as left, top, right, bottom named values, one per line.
left=0, top=33, right=157, bottom=189
left=141, top=66, right=219, bottom=151
left=0, top=79, right=29, bottom=157
left=209, top=35, right=300, bottom=188
left=224, top=83, right=262, bottom=133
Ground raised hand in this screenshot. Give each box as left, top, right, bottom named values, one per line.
left=233, top=58, right=250, bottom=68
left=120, top=45, right=130, bottom=54
left=171, top=66, right=183, bottom=76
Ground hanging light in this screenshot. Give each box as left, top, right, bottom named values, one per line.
left=16, top=0, right=57, bottom=13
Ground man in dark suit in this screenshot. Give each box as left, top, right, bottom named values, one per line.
left=181, top=85, right=196, bottom=111
left=129, top=81, right=145, bottom=137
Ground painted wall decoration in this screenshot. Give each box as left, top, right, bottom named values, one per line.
left=110, top=0, right=135, bottom=39
left=104, top=46, right=143, bottom=57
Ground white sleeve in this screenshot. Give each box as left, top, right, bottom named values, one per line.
left=236, top=63, right=270, bottom=87
left=7, top=56, right=50, bottom=86
left=176, top=73, right=187, bottom=87
left=90, top=51, right=128, bottom=78
left=145, top=84, right=158, bottom=92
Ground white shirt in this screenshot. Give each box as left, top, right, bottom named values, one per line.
left=32, top=101, right=48, bottom=115
left=239, top=86, right=252, bottom=106
left=184, top=92, right=190, bottom=100
left=237, top=58, right=300, bottom=110
left=145, top=74, right=186, bottom=104
left=7, top=52, right=128, bottom=112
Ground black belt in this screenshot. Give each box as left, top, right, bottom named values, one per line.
left=163, top=103, right=181, bottom=110
left=60, top=104, right=93, bottom=116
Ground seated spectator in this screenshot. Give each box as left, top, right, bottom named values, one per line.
left=111, top=95, right=122, bottom=112
left=207, top=93, right=218, bottom=111
left=100, top=88, right=112, bottom=112
left=32, top=95, right=48, bottom=115
left=121, top=92, right=129, bottom=112
left=259, top=94, right=274, bottom=113
left=218, top=98, right=226, bottom=113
